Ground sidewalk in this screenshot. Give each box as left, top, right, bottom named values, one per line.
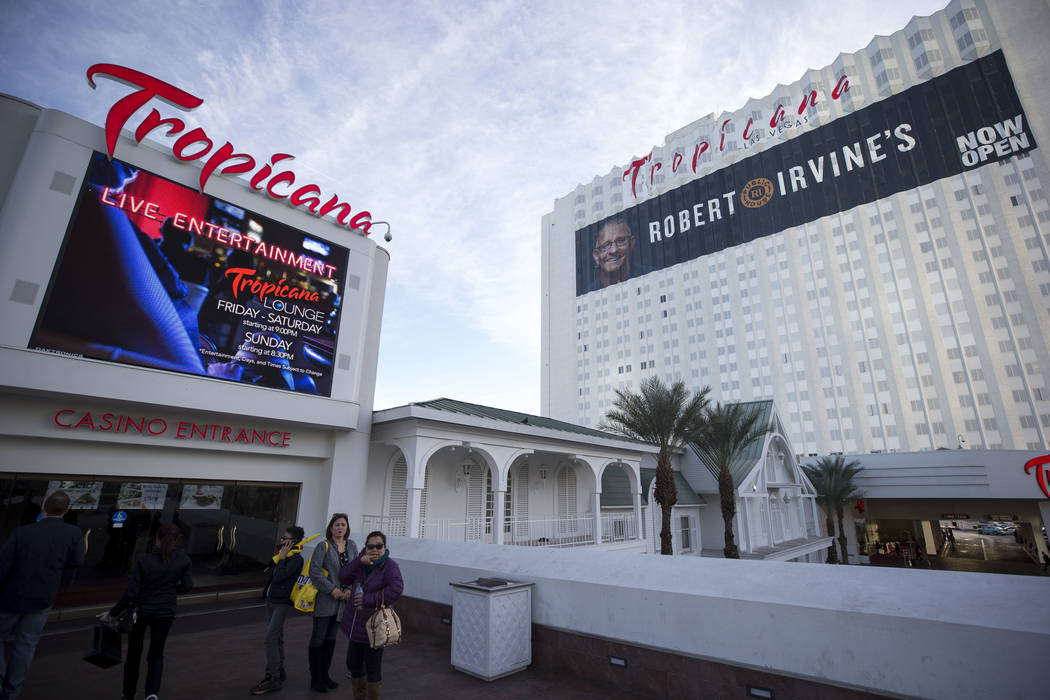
left=19, top=601, right=634, bottom=700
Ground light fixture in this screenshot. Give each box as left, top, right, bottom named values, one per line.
left=752, top=483, right=757, bottom=492
left=538, top=464, right=549, bottom=481
left=453, top=459, right=473, bottom=492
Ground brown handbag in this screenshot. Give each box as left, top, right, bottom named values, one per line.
left=365, top=590, right=402, bottom=649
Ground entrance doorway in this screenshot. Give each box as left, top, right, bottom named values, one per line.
left=0, top=474, right=300, bottom=607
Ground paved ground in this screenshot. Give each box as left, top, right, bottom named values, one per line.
left=947, top=529, right=1031, bottom=562
left=929, top=529, right=1049, bottom=576
left=18, top=601, right=634, bottom=700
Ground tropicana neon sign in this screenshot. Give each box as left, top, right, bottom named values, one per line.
left=1024, top=454, right=1050, bottom=499
left=86, top=63, right=374, bottom=235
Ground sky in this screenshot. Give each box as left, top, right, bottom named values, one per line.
left=0, top=0, right=949, bottom=413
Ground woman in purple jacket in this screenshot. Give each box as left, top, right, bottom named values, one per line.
left=338, top=531, right=403, bottom=700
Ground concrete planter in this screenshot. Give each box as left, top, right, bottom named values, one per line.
left=450, top=579, right=533, bottom=681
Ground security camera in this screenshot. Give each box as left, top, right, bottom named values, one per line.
left=373, top=221, right=391, bottom=243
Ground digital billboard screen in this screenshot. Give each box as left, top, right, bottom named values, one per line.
left=30, top=152, right=349, bottom=396
left=575, top=50, right=1037, bottom=295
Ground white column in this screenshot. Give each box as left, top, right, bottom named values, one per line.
left=740, top=498, right=752, bottom=553
left=764, top=496, right=775, bottom=547
left=632, top=492, right=643, bottom=541
left=795, top=496, right=806, bottom=539
left=919, top=520, right=937, bottom=555
left=593, top=492, right=603, bottom=544
left=406, top=487, right=423, bottom=539
left=811, top=498, right=822, bottom=537
left=394, top=436, right=423, bottom=539
left=326, top=431, right=369, bottom=535
left=494, top=490, right=506, bottom=545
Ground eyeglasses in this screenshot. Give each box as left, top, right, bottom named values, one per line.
left=365, top=543, right=385, bottom=551
left=594, top=236, right=631, bottom=254
left=280, top=536, right=293, bottom=542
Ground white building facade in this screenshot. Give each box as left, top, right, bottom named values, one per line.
left=0, top=73, right=388, bottom=605
left=361, top=398, right=655, bottom=552
left=542, top=0, right=1050, bottom=459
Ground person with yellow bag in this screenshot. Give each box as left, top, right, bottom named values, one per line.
left=306, top=514, right=357, bottom=693
left=250, top=526, right=314, bottom=695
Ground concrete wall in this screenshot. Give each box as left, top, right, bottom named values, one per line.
left=382, top=534, right=1049, bottom=699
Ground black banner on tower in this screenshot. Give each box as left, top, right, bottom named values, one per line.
left=576, top=50, right=1037, bottom=296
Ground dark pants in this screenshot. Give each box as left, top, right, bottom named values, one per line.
left=124, top=614, right=174, bottom=698
left=309, top=615, right=339, bottom=647
left=264, top=601, right=292, bottom=676
left=346, top=641, right=383, bottom=682
left=0, top=607, right=51, bottom=700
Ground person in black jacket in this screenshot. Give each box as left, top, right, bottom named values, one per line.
left=0, top=490, right=84, bottom=700
left=251, top=526, right=306, bottom=696
left=100, top=523, right=192, bottom=700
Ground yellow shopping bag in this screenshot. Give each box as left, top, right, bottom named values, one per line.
left=290, top=538, right=327, bottom=613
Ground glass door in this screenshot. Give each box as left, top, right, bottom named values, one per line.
left=0, top=473, right=301, bottom=608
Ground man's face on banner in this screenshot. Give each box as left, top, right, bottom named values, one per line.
left=592, top=222, right=634, bottom=276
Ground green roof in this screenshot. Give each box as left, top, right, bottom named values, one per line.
left=635, top=468, right=706, bottom=507
left=411, top=398, right=647, bottom=444
left=696, top=400, right=774, bottom=487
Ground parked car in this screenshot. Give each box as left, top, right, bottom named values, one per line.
left=978, top=525, right=1005, bottom=535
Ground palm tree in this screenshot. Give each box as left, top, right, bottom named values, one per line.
left=690, top=402, right=771, bottom=559
left=604, top=377, right=710, bottom=555
left=802, top=462, right=840, bottom=564
left=802, top=455, right=863, bottom=564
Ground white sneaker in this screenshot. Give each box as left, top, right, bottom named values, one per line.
left=146, top=695, right=159, bottom=700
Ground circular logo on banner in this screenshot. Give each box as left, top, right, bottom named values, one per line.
left=741, top=178, right=774, bottom=209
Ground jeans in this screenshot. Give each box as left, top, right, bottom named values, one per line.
left=346, top=641, right=383, bottom=682
left=308, top=615, right=339, bottom=647
left=124, top=614, right=174, bottom=699
left=0, top=608, right=51, bottom=700
left=264, top=602, right=291, bottom=676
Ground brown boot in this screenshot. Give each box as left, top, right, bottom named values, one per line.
left=352, top=676, right=367, bottom=700
left=366, top=681, right=382, bottom=699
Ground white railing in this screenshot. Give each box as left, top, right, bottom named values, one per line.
left=601, top=512, right=638, bottom=543
left=361, top=515, right=407, bottom=537
left=362, top=513, right=644, bottom=549
left=420, top=517, right=494, bottom=543
left=503, top=515, right=596, bottom=548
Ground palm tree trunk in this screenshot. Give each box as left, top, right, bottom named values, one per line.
left=653, top=452, right=677, bottom=555
left=822, top=506, right=838, bottom=564
left=835, top=505, right=849, bottom=564
left=718, top=468, right=739, bottom=559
